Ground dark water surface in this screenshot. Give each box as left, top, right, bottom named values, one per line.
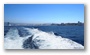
left=4, top=25, right=84, bottom=46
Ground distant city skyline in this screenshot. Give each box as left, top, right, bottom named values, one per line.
left=4, top=4, right=84, bottom=23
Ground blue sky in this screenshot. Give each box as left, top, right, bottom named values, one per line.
left=4, top=4, right=84, bottom=23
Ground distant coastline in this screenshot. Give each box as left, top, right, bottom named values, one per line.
left=4, top=21, right=84, bottom=26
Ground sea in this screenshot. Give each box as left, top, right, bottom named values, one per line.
left=4, top=25, right=84, bottom=49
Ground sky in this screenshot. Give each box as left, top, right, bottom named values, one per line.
left=4, top=4, right=84, bottom=23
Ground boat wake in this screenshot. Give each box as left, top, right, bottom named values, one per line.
left=4, top=27, right=84, bottom=49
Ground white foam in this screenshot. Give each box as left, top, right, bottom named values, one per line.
left=4, top=28, right=29, bottom=49
left=4, top=27, right=84, bottom=49
left=25, top=28, right=84, bottom=49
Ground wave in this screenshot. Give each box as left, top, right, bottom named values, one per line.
left=4, top=27, right=84, bottom=49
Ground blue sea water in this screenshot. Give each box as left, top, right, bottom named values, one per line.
left=4, top=25, right=84, bottom=46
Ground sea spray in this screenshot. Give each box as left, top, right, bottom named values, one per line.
left=4, top=27, right=84, bottom=49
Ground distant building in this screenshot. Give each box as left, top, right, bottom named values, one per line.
left=77, top=21, right=83, bottom=26
left=8, top=22, right=11, bottom=26
left=61, top=23, right=65, bottom=25
left=4, top=22, right=12, bottom=26
left=78, top=21, right=82, bottom=24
